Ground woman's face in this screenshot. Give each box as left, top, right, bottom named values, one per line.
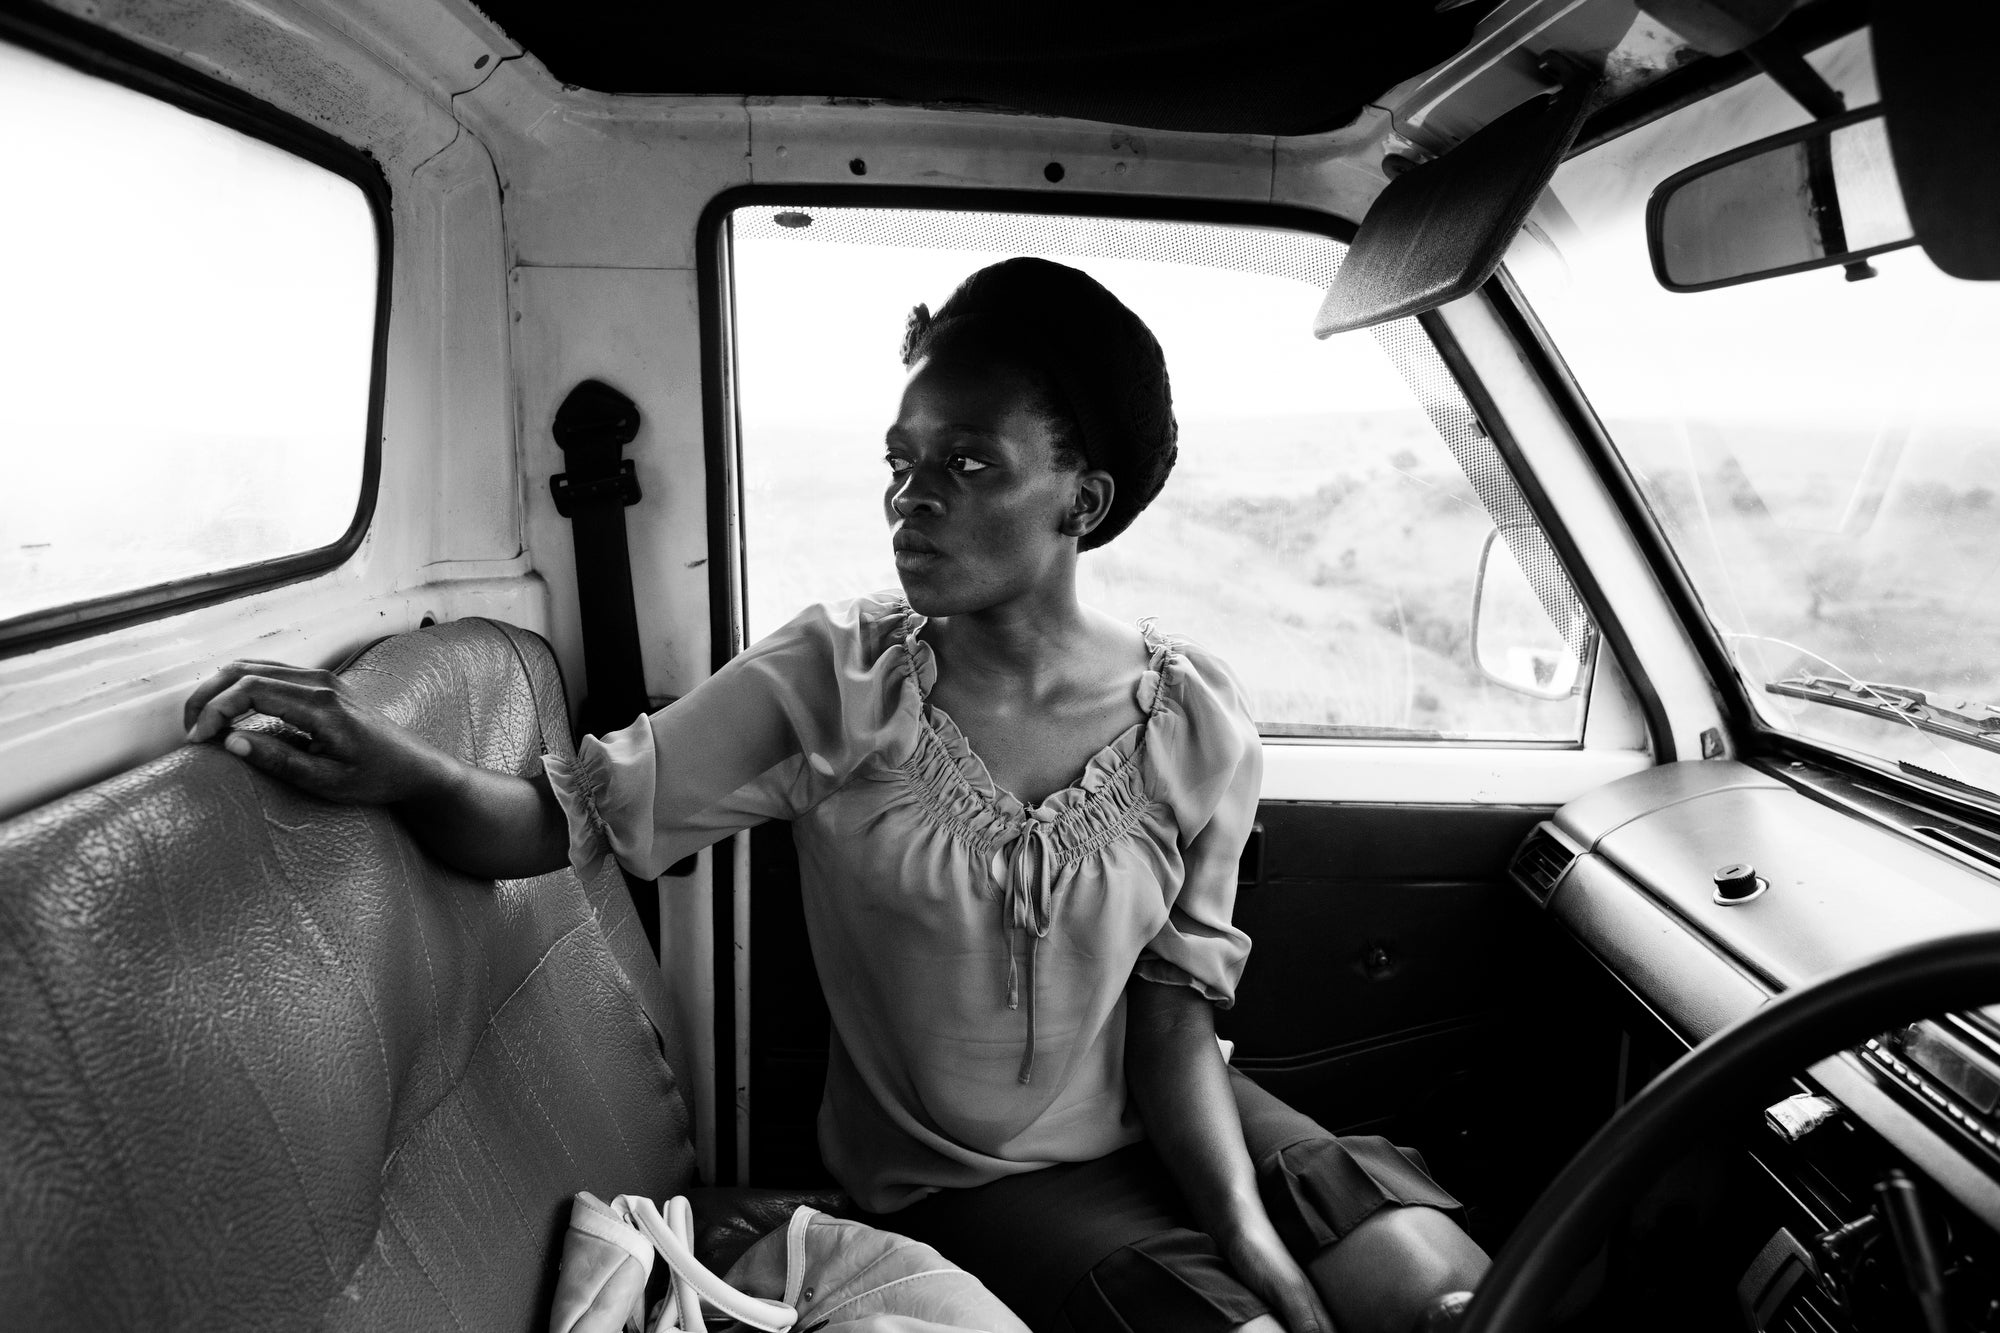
left=884, top=354, right=1110, bottom=617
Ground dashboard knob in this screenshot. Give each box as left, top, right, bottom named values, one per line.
left=1713, top=863, right=1767, bottom=904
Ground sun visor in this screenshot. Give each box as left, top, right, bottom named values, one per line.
left=1315, top=77, right=1595, bottom=338
left=1874, top=2, right=2000, bottom=280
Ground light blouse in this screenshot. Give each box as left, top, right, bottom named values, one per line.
left=543, top=592, right=1260, bottom=1212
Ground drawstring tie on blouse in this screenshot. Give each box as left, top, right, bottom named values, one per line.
left=1002, top=807, right=1060, bottom=1085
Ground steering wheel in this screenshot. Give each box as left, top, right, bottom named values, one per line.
left=1459, top=928, right=2000, bottom=1332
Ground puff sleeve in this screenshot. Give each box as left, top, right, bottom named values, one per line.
left=1132, top=641, right=1261, bottom=1007
left=542, top=596, right=915, bottom=881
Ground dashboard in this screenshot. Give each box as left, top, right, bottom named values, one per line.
left=1510, top=759, right=2000, bottom=1331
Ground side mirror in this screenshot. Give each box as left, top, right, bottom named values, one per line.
left=1471, top=529, right=1587, bottom=699
left=1647, top=104, right=1917, bottom=292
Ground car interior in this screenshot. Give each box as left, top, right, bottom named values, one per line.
left=3, top=0, right=1997, bottom=1330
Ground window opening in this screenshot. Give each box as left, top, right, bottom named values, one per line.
left=0, top=35, right=381, bottom=643
left=729, top=204, right=1592, bottom=742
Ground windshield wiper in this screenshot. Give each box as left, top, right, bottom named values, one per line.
left=1766, top=674, right=2000, bottom=756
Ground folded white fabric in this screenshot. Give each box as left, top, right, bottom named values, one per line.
left=721, top=1205, right=1030, bottom=1333
left=549, top=1190, right=1029, bottom=1333
left=550, top=1192, right=657, bottom=1333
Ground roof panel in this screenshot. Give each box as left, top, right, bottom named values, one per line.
left=469, top=1, right=1485, bottom=135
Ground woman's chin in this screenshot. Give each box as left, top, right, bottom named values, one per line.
left=896, top=570, right=981, bottom=619
left=895, top=575, right=947, bottom=616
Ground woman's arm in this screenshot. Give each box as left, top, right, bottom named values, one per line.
left=1126, top=976, right=1333, bottom=1333
left=184, top=660, right=570, bottom=879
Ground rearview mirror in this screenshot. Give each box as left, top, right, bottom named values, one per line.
left=1471, top=529, right=1586, bottom=700
left=1647, top=105, right=1917, bottom=292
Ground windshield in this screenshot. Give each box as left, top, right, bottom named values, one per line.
left=1508, top=29, right=2000, bottom=799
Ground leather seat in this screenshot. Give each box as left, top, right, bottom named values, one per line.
left=0, top=618, right=842, bottom=1330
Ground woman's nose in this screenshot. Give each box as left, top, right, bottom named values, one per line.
left=889, top=471, right=944, bottom=517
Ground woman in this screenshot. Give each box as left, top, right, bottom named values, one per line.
left=184, top=258, right=1486, bottom=1333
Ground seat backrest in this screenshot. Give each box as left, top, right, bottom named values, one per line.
left=0, top=619, right=693, bottom=1331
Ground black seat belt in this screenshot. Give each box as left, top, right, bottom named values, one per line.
left=550, top=378, right=664, bottom=954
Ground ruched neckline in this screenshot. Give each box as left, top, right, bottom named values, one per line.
left=891, top=602, right=1179, bottom=854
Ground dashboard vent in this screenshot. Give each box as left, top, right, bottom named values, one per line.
left=1510, top=825, right=1576, bottom=906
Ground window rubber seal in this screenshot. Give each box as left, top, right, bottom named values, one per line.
left=0, top=2, right=391, bottom=659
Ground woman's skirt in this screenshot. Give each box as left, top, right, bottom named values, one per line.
left=858, top=1068, right=1464, bottom=1332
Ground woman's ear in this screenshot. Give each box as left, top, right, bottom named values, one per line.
left=1062, top=470, right=1116, bottom=539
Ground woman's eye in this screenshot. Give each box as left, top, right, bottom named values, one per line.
left=947, top=454, right=990, bottom=474
left=885, top=456, right=913, bottom=475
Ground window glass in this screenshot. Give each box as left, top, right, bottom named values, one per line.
left=1510, top=30, right=2000, bottom=797
left=730, top=206, right=1591, bottom=742
left=0, top=39, right=379, bottom=630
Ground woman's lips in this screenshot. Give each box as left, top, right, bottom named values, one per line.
left=893, top=530, right=943, bottom=569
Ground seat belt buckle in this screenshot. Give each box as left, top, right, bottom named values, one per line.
left=551, top=459, right=643, bottom=516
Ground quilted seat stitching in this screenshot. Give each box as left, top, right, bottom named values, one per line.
left=379, top=1194, right=474, bottom=1333
left=485, top=1004, right=583, bottom=1172
left=493, top=1002, right=645, bottom=1179
left=456, top=1091, right=538, bottom=1235
left=377, top=915, right=596, bottom=1175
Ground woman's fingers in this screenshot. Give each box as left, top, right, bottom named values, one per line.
left=1247, top=1259, right=1334, bottom=1333
left=1224, top=1228, right=1336, bottom=1333
left=220, top=728, right=347, bottom=794
left=1269, top=1277, right=1335, bottom=1333
left=183, top=661, right=335, bottom=735
left=186, top=673, right=339, bottom=744
left=186, top=660, right=446, bottom=807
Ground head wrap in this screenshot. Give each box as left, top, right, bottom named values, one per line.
left=899, top=257, right=1178, bottom=551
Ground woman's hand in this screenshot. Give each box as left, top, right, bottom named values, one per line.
left=1216, top=1210, right=1336, bottom=1333
left=183, top=660, right=454, bottom=807
left=183, top=657, right=572, bottom=879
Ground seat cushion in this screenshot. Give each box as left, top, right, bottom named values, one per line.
left=0, top=618, right=693, bottom=1331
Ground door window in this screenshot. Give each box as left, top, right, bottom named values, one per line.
left=727, top=205, right=1592, bottom=742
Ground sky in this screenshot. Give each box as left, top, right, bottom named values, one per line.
left=1514, top=29, right=2000, bottom=433
left=730, top=235, right=1422, bottom=433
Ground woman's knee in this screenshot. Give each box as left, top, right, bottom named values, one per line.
left=1303, top=1205, right=1488, bottom=1333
